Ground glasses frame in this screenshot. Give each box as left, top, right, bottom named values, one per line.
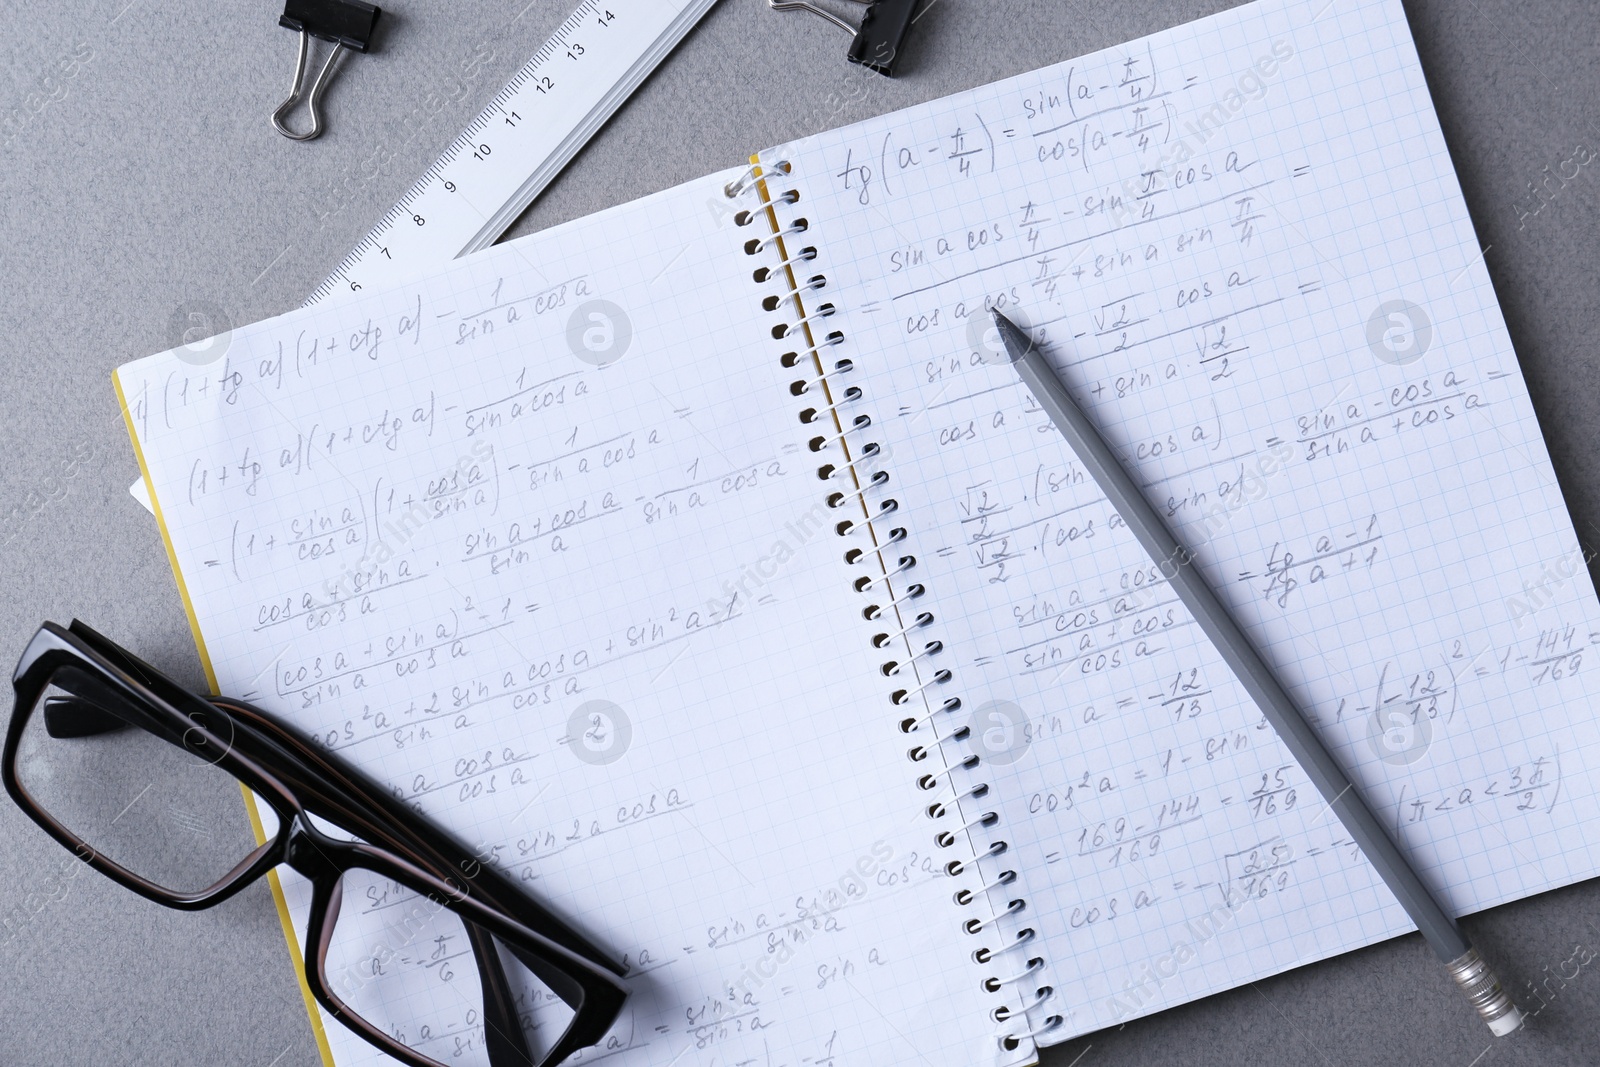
left=5, top=620, right=629, bottom=1067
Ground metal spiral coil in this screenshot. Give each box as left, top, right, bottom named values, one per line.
left=730, top=157, right=1055, bottom=1054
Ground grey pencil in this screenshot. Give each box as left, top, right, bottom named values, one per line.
left=990, top=308, right=1522, bottom=1037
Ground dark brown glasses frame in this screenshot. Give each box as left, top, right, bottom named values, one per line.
left=5, top=620, right=629, bottom=1067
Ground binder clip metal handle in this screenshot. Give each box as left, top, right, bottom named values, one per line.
left=769, top=0, right=872, bottom=37
left=272, top=0, right=382, bottom=141
left=768, top=0, right=921, bottom=77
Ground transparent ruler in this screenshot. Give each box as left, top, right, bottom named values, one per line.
left=305, top=0, right=720, bottom=305
left=131, top=0, right=719, bottom=512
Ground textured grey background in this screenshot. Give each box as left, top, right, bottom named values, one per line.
left=1, top=0, right=1597, bottom=1065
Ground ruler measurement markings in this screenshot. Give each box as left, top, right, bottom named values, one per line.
left=306, top=0, right=717, bottom=305
left=132, top=0, right=718, bottom=511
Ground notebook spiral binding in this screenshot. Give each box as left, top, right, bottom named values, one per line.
left=725, top=159, right=1064, bottom=1053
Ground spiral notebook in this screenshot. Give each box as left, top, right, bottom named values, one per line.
left=114, top=0, right=1600, bottom=1063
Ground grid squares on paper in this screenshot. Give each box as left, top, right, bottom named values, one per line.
left=110, top=0, right=1600, bottom=1061
left=117, top=168, right=1000, bottom=1066
left=768, top=0, right=1600, bottom=1044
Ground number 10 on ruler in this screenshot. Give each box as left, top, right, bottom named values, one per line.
left=311, top=0, right=719, bottom=304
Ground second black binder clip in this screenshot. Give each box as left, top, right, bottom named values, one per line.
left=272, top=0, right=382, bottom=141
left=769, top=0, right=920, bottom=77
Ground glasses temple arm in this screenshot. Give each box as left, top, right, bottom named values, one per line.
left=211, top=699, right=629, bottom=978
left=38, top=630, right=625, bottom=1060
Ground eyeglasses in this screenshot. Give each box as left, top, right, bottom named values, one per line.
left=4, top=620, right=629, bottom=1067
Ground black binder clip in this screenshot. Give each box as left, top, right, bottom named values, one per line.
left=769, top=0, right=921, bottom=78
left=272, top=0, right=381, bottom=141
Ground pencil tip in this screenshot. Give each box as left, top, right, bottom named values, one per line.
left=989, top=308, right=1033, bottom=364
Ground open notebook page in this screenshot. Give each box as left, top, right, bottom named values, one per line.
left=115, top=172, right=1017, bottom=1067
left=762, top=0, right=1600, bottom=1039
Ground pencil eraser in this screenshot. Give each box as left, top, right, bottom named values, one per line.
left=1488, top=1006, right=1523, bottom=1037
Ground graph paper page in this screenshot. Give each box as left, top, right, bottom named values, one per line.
left=763, top=0, right=1600, bottom=1039
left=115, top=172, right=1010, bottom=1067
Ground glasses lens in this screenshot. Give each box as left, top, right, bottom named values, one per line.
left=324, top=867, right=574, bottom=1067
left=12, top=665, right=263, bottom=895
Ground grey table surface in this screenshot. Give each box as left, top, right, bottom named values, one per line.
left=2, top=0, right=1597, bottom=1064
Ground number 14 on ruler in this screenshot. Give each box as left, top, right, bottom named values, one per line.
left=308, top=0, right=720, bottom=305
